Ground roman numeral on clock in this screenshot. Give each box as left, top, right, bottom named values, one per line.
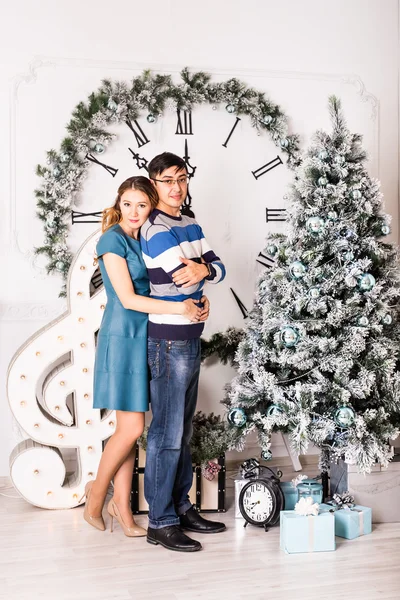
left=257, top=251, right=274, bottom=269
left=266, top=208, right=287, bottom=222
left=85, top=154, right=118, bottom=177
left=230, top=288, right=248, bottom=319
left=125, top=118, right=150, bottom=148
left=176, top=110, right=193, bottom=135
left=222, top=117, right=241, bottom=148
left=71, top=211, right=102, bottom=224
left=252, top=155, right=283, bottom=180
left=128, top=149, right=149, bottom=172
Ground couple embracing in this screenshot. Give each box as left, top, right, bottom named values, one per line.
left=82, top=151, right=226, bottom=552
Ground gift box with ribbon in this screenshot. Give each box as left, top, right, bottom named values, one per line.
left=280, top=511, right=336, bottom=554
left=320, top=500, right=372, bottom=540
left=280, top=482, right=298, bottom=511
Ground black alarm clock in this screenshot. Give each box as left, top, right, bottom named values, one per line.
left=238, top=459, right=285, bottom=530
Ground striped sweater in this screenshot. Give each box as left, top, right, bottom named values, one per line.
left=140, top=208, right=226, bottom=340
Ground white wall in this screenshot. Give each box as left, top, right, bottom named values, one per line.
left=0, top=0, right=399, bottom=476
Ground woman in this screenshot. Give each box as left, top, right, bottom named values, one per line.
left=82, top=176, right=207, bottom=536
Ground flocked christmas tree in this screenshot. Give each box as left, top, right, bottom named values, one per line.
left=226, top=97, right=400, bottom=473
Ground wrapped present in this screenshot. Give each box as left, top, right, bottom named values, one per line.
left=320, top=503, right=372, bottom=540
left=280, top=510, right=336, bottom=554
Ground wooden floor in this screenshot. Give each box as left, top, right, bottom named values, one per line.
left=1, top=475, right=400, bottom=600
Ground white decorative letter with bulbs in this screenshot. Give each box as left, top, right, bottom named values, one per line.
left=7, top=230, right=112, bottom=509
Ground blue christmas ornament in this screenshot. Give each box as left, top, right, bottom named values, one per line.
left=59, top=152, right=70, bottom=163
left=319, top=150, right=329, bottom=160
left=56, top=261, right=64, bottom=271
left=309, top=287, right=320, bottom=299
left=280, top=326, right=300, bottom=348
left=52, top=167, right=60, bottom=178
left=344, top=251, right=354, bottom=261
left=289, top=261, right=306, bottom=279
left=306, top=216, right=325, bottom=235
left=334, top=406, right=355, bottom=428
left=327, top=211, right=338, bottom=220
left=382, top=314, right=393, bottom=325
left=345, top=229, right=357, bottom=241
left=266, top=404, right=284, bottom=418
left=263, top=114, right=273, bottom=125
left=228, top=408, right=247, bottom=427
left=318, top=177, right=328, bottom=186
left=381, top=224, right=390, bottom=235
left=357, top=316, right=369, bottom=327
left=358, top=273, right=376, bottom=292
left=147, top=113, right=156, bottom=123
left=266, top=244, right=278, bottom=257
left=107, top=99, right=118, bottom=111
left=352, top=189, right=362, bottom=200
left=280, top=138, right=289, bottom=148
left=261, top=450, right=273, bottom=461
left=226, top=104, right=236, bottom=113
left=94, top=143, right=105, bottom=154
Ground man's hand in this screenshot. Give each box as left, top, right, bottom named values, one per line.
left=199, top=295, right=210, bottom=322
left=172, top=257, right=208, bottom=288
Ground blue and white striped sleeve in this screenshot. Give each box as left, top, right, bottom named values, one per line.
left=199, top=226, right=226, bottom=284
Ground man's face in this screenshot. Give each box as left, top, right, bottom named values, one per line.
left=152, top=166, right=188, bottom=215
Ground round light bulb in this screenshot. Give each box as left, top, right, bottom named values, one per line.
left=77, top=291, right=83, bottom=297
left=36, top=351, right=41, bottom=357
left=82, top=368, right=88, bottom=373
left=80, top=342, right=86, bottom=348
left=80, top=266, right=86, bottom=271
left=87, top=446, right=93, bottom=452
left=100, top=304, right=105, bottom=310
left=58, top=336, right=63, bottom=341
left=73, top=494, right=78, bottom=500
left=109, top=421, right=115, bottom=427
left=78, top=318, right=84, bottom=323
left=20, top=374, right=26, bottom=380
left=58, top=433, right=64, bottom=439
left=33, top=469, right=39, bottom=475
left=60, top=381, right=65, bottom=386
left=84, top=394, right=89, bottom=399
left=47, top=491, right=53, bottom=496
left=86, top=420, right=91, bottom=425
left=34, top=423, right=40, bottom=428
left=20, top=401, right=26, bottom=407
left=88, top=472, right=94, bottom=477
left=54, top=405, right=60, bottom=411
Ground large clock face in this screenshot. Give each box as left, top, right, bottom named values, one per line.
left=240, top=480, right=275, bottom=525
left=68, top=102, right=293, bottom=335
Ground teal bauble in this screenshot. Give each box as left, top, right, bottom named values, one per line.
left=306, top=216, right=325, bottom=235
left=266, top=404, right=284, bottom=418
left=56, top=261, right=64, bottom=271
left=344, top=251, right=354, bottom=261
left=334, top=406, right=355, bottom=428
left=227, top=408, right=247, bottom=427
left=358, top=273, right=376, bottom=292
left=319, top=150, right=329, bottom=160
left=280, top=138, right=289, bottom=148
left=309, top=287, right=320, bottom=299
left=59, top=152, right=70, bottom=163
left=352, top=189, right=362, bottom=200
left=147, top=113, right=156, bottom=123
left=280, top=326, right=300, bottom=348
left=261, top=450, right=273, bottom=461
left=289, top=261, right=306, bottom=279
left=318, top=177, right=328, bottom=186
left=358, top=316, right=369, bottom=327
left=94, top=143, right=105, bottom=154
left=327, top=211, right=338, bottom=220
left=52, top=167, right=60, bottom=178
left=381, top=224, right=390, bottom=235
left=266, top=244, right=278, bottom=257
left=382, top=314, right=393, bottom=325
left=263, top=114, right=273, bottom=125
left=107, top=99, right=118, bottom=111
left=226, top=104, right=236, bottom=113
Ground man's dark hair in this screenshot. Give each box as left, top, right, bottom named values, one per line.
left=148, top=152, right=187, bottom=179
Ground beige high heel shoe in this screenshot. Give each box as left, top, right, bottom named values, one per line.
left=107, top=498, right=147, bottom=537
left=80, top=481, right=106, bottom=532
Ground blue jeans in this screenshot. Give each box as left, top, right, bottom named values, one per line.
left=144, top=337, right=201, bottom=529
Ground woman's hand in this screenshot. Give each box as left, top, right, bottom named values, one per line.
left=181, top=299, right=202, bottom=322
left=199, top=296, right=210, bottom=322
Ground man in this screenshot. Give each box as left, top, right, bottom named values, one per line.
left=140, top=152, right=226, bottom=552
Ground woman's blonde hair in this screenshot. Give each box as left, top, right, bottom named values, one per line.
left=101, top=176, right=158, bottom=233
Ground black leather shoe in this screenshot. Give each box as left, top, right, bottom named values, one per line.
left=179, top=506, right=226, bottom=534
left=147, top=525, right=202, bottom=552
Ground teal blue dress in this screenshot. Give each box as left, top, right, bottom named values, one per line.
left=93, top=224, right=150, bottom=412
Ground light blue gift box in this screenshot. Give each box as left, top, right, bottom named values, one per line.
left=320, top=504, right=372, bottom=540
left=280, top=511, right=336, bottom=554
left=280, top=482, right=298, bottom=510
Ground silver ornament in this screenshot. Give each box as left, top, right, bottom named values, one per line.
left=352, top=189, right=362, bottom=200
left=381, top=224, right=390, bottom=235
left=357, top=316, right=369, bottom=327
left=319, top=150, right=329, bottom=160
left=289, top=261, right=306, bottom=279
left=147, top=114, right=156, bottom=123
left=107, top=99, right=118, bottom=111
left=279, top=326, right=300, bottom=348
left=327, top=211, right=338, bottom=220
left=227, top=408, right=247, bottom=427
left=358, top=273, right=376, bottom=292
left=309, top=287, right=320, bottom=299
left=382, top=314, right=393, bottom=325
left=306, top=216, right=325, bottom=235
left=263, top=114, right=273, bottom=125
left=334, top=406, right=355, bottom=428
left=226, top=104, right=236, bottom=113
left=94, top=143, right=105, bottom=154
left=318, top=177, right=328, bottom=186
left=280, top=138, right=289, bottom=148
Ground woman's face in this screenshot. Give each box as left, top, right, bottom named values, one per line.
left=118, top=188, right=152, bottom=238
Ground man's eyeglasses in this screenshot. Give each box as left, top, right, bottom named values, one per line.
left=151, top=176, right=189, bottom=188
